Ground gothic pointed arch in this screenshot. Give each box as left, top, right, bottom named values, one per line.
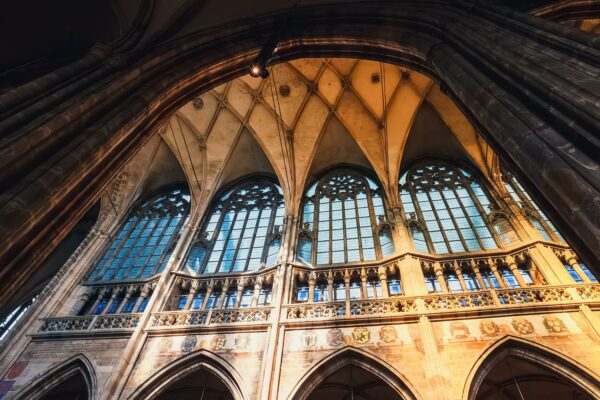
left=464, top=336, right=600, bottom=400
left=287, top=347, right=420, bottom=400
left=128, top=349, right=248, bottom=400
left=182, top=174, right=284, bottom=275
left=299, top=165, right=392, bottom=266
left=12, top=353, right=96, bottom=400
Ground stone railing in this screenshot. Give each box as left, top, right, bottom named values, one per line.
left=38, top=313, right=141, bottom=333
left=283, top=283, right=600, bottom=321
left=148, top=307, right=272, bottom=329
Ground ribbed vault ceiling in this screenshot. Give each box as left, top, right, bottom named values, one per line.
left=151, top=58, right=499, bottom=217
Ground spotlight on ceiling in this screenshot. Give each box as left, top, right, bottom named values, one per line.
left=249, top=63, right=269, bottom=79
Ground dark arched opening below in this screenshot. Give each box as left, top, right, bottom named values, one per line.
left=307, top=364, right=403, bottom=400
left=476, top=355, right=594, bottom=400
left=40, top=373, right=89, bottom=400
left=154, top=366, right=234, bottom=400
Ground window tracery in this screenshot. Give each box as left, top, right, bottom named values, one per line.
left=88, top=187, right=190, bottom=282
left=400, top=161, right=501, bottom=254
left=186, top=178, right=284, bottom=275
left=502, top=171, right=565, bottom=242
left=298, top=169, right=392, bottom=265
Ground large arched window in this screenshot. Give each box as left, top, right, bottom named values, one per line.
left=299, top=169, right=391, bottom=265
left=88, top=187, right=190, bottom=282
left=186, top=178, right=284, bottom=274
left=400, top=161, right=500, bottom=254
left=502, top=171, right=565, bottom=242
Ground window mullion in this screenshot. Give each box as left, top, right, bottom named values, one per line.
left=216, top=210, right=238, bottom=273
left=152, top=212, right=188, bottom=276
left=342, top=197, right=348, bottom=263
left=328, top=197, right=333, bottom=265
left=113, top=216, right=152, bottom=280
left=464, top=181, right=501, bottom=248
left=230, top=207, right=250, bottom=271
left=439, top=187, right=468, bottom=252
left=426, top=190, right=451, bottom=252
left=96, top=213, right=142, bottom=281
left=260, top=204, right=276, bottom=264
left=453, top=185, right=485, bottom=250
left=312, top=196, right=318, bottom=265
left=354, top=195, right=364, bottom=262
left=366, top=189, right=381, bottom=260
left=127, top=215, right=165, bottom=279
left=244, top=207, right=262, bottom=272
left=408, top=185, right=434, bottom=253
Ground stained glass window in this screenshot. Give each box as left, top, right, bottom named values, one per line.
left=299, top=169, right=389, bottom=265
left=502, top=172, right=565, bottom=242
left=88, top=187, right=190, bottom=282
left=400, top=162, right=499, bottom=254
left=188, top=178, right=284, bottom=274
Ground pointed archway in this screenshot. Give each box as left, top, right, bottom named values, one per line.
left=465, top=337, right=600, bottom=400
left=128, top=350, right=248, bottom=400
left=12, top=354, right=96, bottom=400
left=288, top=347, right=420, bottom=400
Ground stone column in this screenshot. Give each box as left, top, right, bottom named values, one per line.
left=250, top=277, right=263, bottom=307
left=454, top=261, right=468, bottom=292
left=344, top=272, right=351, bottom=315
left=218, top=280, right=230, bottom=308
left=434, top=262, right=449, bottom=293
left=133, top=285, right=151, bottom=313
left=234, top=280, right=246, bottom=308
left=489, top=260, right=507, bottom=289
left=183, top=281, right=199, bottom=310
left=378, top=266, right=389, bottom=298
left=565, top=250, right=591, bottom=283
left=327, top=274, right=334, bottom=302
left=200, top=284, right=214, bottom=310
left=470, top=261, right=487, bottom=290
left=506, top=255, right=528, bottom=288
left=102, top=288, right=121, bottom=315
left=116, top=286, right=137, bottom=314
left=360, top=269, right=368, bottom=299
left=307, top=272, right=316, bottom=304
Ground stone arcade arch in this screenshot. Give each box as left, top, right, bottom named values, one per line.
left=127, top=350, right=248, bottom=400
left=12, top=354, right=96, bottom=400
left=2, top=1, right=600, bottom=311
left=288, top=347, right=421, bottom=400
left=464, top=337, right=600, bottom=400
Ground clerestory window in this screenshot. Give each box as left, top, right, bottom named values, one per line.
left=88, top=187, right=190, bottom=282
left=298, top=169, right=392, bottom=265
left=185, top=178, right=284, bottom=274
left=400, top=161, right=500, bottom=254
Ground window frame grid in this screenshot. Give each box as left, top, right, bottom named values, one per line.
left=303, top=169, right=387, bottom=266
left=400, top=162, right=502, bottom=255
left=88, top=188, right=189, bottom=282
left=190, top=179, right=284, bottom=275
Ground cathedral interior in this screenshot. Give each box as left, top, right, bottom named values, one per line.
left=1, top=0, right=600, bottom=399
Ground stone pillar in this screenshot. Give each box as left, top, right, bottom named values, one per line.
left=327, top=274, right=334, bottom=302
left=250, top=277, right=263, bottom=307
left=565, top=250, right=591, bottom=283
left=360, top=269, right=368, bottom=299
left=378, top=266, right=389, bottom=298
left=200, top=284, right=214, bottom=310
left=434, top=262, right=448, bottom=293
left=344, top=272, right=351, bottom=315
left=489, top=260, right=507, bottom=289
left=506, top=255, right=528, bottom=288
left=454, top=261, right=468, bottom=292
left=116, top=286, right=137, bottom=314
left=102, top=288, right=121, bottom=315
left=133, top=285, right=151, bottom=313
left=184, top=281, right=199, bottom=310
left=234, top=280, right=246, bottom=308
left=218, top=280, right=230, bottom=308
left=470, top=261, right=487, bottom=290
left=307, top=272, right=316, bottom=304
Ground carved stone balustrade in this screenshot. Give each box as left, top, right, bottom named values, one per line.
left=576, top=284, right=600, bottom=300
left=37, top=314, right=141, bottom=334
left=147, top=307, right=272, bottom=329
left=421, top=291, right=494, bottom=311
left=286, top=302, right=346, bottom=320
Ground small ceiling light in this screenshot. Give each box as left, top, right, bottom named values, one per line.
left=279, top=84, right=291, bottom=97
left=371, top=73, right=381, bottom=84
left=250, top=63, right=269, bottom=79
